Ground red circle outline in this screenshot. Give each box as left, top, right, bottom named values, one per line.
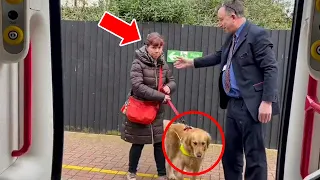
left=161, top=110, right=225, bottom=176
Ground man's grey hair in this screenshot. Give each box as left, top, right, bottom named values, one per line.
left=221, top=0, right=245, bottom=17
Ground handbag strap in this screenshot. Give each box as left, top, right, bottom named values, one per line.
left=158, top=66, right=163, bottom=91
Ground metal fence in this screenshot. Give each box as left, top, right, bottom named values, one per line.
left=61, top=20, right=291, bottom=149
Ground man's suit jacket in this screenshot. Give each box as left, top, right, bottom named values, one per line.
left=193, top=20, right=280, bottom=122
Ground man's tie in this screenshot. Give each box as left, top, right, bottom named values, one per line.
left=224, top=35, right=236, bottom=93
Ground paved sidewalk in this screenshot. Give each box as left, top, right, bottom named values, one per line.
left=62, top=132, right=278, bottom=180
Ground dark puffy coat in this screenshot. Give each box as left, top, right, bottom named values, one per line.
left=120, top=45, right=176, bottom=145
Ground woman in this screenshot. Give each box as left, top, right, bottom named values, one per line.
left=121, top=32, right=176, bottom=180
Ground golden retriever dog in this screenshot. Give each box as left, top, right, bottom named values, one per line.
left=163, top=120, right=211, bottom=180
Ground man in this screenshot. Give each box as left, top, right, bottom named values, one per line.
left=173, top=0, right=279, bottom=180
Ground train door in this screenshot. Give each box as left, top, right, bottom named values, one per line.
left=276, top=0, right=320, bottom=179
left=0, top=0, right=64, bottom=179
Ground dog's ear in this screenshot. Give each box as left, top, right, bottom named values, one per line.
left=206, top=133, right=212, bottom=149
left=183, top=134, right=193, bottom=151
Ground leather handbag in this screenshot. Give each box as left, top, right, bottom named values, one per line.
left=121, top=66, right=163, bottom=125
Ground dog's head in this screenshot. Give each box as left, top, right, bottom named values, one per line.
left=183, top=129, right=211, bottom=158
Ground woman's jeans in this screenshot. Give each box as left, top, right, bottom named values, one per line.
left=128, top=142, right=166, bottom=176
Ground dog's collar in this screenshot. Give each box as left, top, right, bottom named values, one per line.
left=183, top=126, right=192, bottom=131
left=179, top=144, right=193, bottom=157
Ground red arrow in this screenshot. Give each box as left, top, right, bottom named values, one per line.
left=98, top=11, right=141, bottom=46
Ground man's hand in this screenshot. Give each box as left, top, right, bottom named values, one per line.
left=162, top=85, right=171, bottom=94
left=258, top=101, right=272, bottom=123
left=173, top=57, right=194, bottom=69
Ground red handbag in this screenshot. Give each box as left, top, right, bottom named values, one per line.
left=121, top=66, right=163, bottom=125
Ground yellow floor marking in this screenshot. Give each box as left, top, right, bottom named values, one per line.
left=62, top=164, right=205, bottom=179
left=63, top=164, right=157, bottom=178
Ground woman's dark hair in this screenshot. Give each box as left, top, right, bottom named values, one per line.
left=145, top=32, right=165, bottom=47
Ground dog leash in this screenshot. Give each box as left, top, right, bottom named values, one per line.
left=166, top=100, right=195, bottom=157
left=166, top=100, right=181, bottom=120
left=159, top=85, right=192, bottom=129
left=166, top=99, right=192, bottom=130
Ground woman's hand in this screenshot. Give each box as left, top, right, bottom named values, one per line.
left=162, top=85, right=171, bottom=94
left=163, top=95, right=171, bottom=103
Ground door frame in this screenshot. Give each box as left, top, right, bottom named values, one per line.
left=275, top=0, right=305, bottom=179
left=49, top=0, right=64, bottom=179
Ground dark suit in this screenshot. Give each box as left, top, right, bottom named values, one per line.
left=193, top=21, right=279, bottom=180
